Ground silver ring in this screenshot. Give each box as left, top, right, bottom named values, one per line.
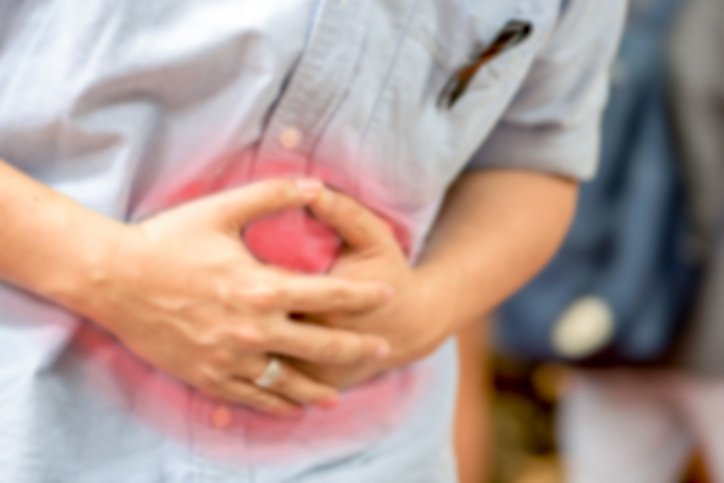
left=254, top=357, right=283, bottom=389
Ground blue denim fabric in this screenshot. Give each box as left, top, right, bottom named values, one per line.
left=498, top=0, right=696, bottom=363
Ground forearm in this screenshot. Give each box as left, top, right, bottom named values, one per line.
left=0, top=160, right=123, bottom=309
left=287, top=168, right=577, bottom=387
left=0, top=163, right=394, bottom=408
left=418, top=169, right=578, bottom=333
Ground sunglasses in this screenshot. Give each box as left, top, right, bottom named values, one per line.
left=438, top=20, right=533, bottom=109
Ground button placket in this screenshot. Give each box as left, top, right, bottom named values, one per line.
left=252, top=0, right=369, bottom=175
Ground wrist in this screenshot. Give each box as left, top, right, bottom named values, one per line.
left=0, top=161, right=131, bottom=323
left=410, top=264, right=463, bottom=354
left=39, top=213, right=129, bottom=320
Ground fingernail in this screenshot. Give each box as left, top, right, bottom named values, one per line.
left=296, top=178, right=323, bottom=198
left=375, top=341, right=391, bottom=359
left=317, top=395, right=340, bottom=410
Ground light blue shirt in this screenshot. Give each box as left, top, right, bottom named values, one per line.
left=0, top=1, right=625, bottom=481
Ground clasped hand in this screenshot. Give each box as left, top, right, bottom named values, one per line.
left=290, top=189, right=455, bottom=389
left=79, top=179, right=397, bottom=417
left=81, top=178, right=452, bottom=416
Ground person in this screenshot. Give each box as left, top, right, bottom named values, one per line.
left=497, top=1, right=724, bottom=481
left=498, top=0, right=691, bottom=366
left=0, top=1, right=626, bottom=481
left=559, top=1, right=724, bottom=481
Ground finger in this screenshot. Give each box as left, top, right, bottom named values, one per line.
left=211, top=378, right=303, bottom=417
left=206, top=178, right=324, bottom=230
left=308, top=188, right=397, bottom=250
left=260, top=319, right=390, bottom=366
left=277, top=273, right=393, bottom=313
left=239, top=272, right=392, bottom=314
left=236, top=358, right=340, bottom=407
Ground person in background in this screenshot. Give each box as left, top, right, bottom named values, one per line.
left=498, top=0, right=724, bottom=481
left=562, top=2, right=724, bottom=480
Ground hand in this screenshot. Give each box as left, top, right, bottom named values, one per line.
left=74, top=179, right=393, bottom=416
left=290, top=188, right=456, bottom=389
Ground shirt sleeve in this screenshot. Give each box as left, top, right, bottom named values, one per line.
left=465, top=0, right=628, bottom=181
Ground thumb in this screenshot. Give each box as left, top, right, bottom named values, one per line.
left=206, top=178, right=323, bottom=230
left=308, top=188, right=397, bottom=251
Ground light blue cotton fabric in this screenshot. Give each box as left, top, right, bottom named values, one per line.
left=0, top=1, right=625, bottom=481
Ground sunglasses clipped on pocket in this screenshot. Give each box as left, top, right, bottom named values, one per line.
left=438, top=19, right=533, bottom=109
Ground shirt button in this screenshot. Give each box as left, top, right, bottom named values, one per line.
left=211, top=405, right=233, bottom=429
left=279, top=127, right=302, bottom=150
left=552, top=296, right=614, bottom=359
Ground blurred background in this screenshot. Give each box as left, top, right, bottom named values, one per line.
left=453, top=0, right=724, bottom=482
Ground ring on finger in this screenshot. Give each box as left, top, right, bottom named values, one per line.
left=254, top=356, right=284, bottom=389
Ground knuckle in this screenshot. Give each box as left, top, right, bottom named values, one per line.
left=257, top=324, right=282, bottom=348
left=242, top=285, right=282, bottom=312
left=233, top=325, right=267, bottom=350
left=273, top=283, right=290, bottom=303
left=196, top=330, right=223, bottom=352
left=316, top=339, right=343, bottom=363
left=266, top=179, right=295, bottom=201
left=367, top=285, right=387, bottom=304
left=327, top=284, right=348, bottom=304
left=209, top=348, right=234, bottom=369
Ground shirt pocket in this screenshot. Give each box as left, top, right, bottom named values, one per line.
left=358, top=1, right=553, bottom=212
left=371, top=2, right=538, bottom=167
